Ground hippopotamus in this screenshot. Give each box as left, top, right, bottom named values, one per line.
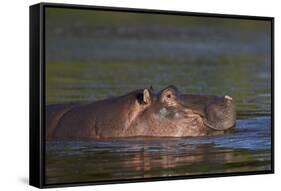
left=46, top=86, right=236, bottom=140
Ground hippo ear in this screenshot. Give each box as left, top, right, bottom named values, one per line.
left=143, top=88, right=151, bottom=104
left=160, top=86, right=178, bottom=105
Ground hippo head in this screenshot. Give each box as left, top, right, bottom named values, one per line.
left=128, top=85, right=208, bottom=137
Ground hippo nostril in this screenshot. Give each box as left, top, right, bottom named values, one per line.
left=224, top=95, right=233, bottom=101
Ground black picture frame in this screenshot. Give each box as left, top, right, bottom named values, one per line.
left=29, top=2, right=274, bottom=188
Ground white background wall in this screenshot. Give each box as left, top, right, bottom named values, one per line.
left=0, top=0, right=279, bottom=190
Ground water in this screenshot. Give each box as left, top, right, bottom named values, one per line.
left=45, top=8, right=272, bottom=184
left=45, top=116, right=271, bottom=184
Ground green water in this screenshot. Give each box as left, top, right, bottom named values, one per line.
left=44, top=8, right=272, bottom=185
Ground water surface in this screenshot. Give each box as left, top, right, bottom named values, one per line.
left=46, top=116, right=271, bottom=184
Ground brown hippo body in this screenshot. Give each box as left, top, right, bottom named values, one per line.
left=46, top=86, right=236, bottom=140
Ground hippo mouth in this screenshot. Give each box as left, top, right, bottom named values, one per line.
left=202, top=118, right=227, bottom=131
left=187, top=110, right=235, bottom=131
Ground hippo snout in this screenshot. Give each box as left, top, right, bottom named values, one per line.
left=204, top=95, right=236, bottom=130
left=179, top=94, right=236, bottom=131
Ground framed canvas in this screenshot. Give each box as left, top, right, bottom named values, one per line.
left=29, top=2, right=274, bottom=188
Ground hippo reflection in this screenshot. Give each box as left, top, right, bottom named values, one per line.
left=46, top=86, right=236, bottom=140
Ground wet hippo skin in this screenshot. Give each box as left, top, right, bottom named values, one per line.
left=46, top=86, right=236, bottom=140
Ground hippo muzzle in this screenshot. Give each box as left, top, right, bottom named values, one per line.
left=179, top=94, right=236, bottom=131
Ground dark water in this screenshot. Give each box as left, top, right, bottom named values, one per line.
left=45, top=8, right=272, bottom=184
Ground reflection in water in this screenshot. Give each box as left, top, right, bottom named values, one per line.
left=46, top=117, right=271, bottom=184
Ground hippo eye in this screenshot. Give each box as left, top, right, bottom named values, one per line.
left=167, top=94, right=171, bottom=98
